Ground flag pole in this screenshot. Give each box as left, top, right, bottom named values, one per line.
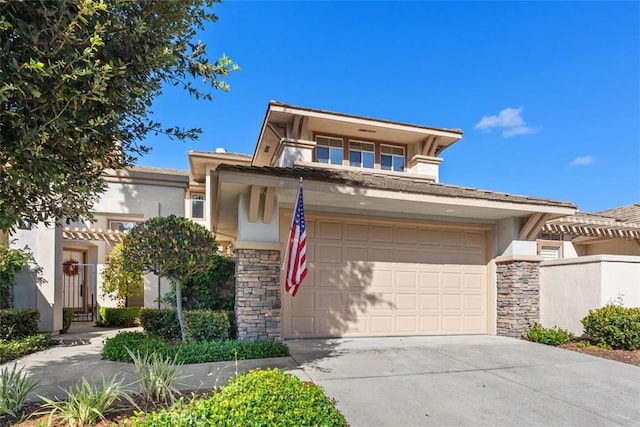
left=282, top=177, right=303, bottom=271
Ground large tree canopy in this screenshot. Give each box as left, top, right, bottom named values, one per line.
left=0, top=0, right=237, bottom=232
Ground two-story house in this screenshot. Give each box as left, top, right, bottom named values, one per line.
left=25, top=101, right=629, bottom=340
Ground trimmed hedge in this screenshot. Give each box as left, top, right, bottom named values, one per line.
left=101, top=331, right=288, bottom=364
left=133, top=369, right=347, bottom=426
left=0, top=334, right=51, bottom=363
left=582, top=305, right=640, bottom=350
left=99, top=307, right=142, bottom=327
left=140, top=309, right=233, bottom=341
left=0, top=308, right=40, bottom=340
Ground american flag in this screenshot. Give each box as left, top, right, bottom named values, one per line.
left=285, top=182, right=307, bottom=296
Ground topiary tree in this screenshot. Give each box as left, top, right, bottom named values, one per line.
left=101, top=243, right=144, bottom=307
left=121, top=215, right=218, bottom=342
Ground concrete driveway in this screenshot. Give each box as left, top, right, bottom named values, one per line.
left=286, top=335, right=640, bottom=427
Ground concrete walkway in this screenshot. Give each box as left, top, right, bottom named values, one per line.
left=286, top=336, right=640, bottom=427
left=1, top=323, right=297, bottom=403
left=3, top=326, right=639, bottom=426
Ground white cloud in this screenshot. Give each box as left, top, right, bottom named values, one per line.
left=475, top=107, right=536, bottom=138
left=569, top=156, right=595, bottom=166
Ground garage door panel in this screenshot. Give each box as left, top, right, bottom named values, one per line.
left=283, top=217, right=489, bottom=338
left=345, top=246, right=368, bottom=261
left=396, top=270, right=417, bottom=288
left=395, top=227, right=418, bottom=244
left=371, top=226, right=393, bottom=242
left=371, top=269, right=393, bottom=287
left=419, top=294, right=440, bottom=310
left=397, top=316, right=417, bottom=332
left=394, top=248, right=423, bottom=263
left=369, top=247, right=393, bottom=262
left=318, top=221, right=343, bottom=239
left=318, top=245, right=342, bottom=263
left=346, top=224, right=368, bottom=241
left=396, top=293, right=418, bottom=310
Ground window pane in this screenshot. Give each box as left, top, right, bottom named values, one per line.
left=392, top=155, right=404, bottom=172
left=363, top=151, right=375, bottom=168
left=381, top=154, right=392, bottom=170
left=192, top=199, right=204, bottom=219
left=330, top=148, right=343, bottom=165
left=317, top=146, right=329, bottom=163
left=349, top=150, right=361, bottom=167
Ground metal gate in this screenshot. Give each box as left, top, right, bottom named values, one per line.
left=62, top=263, right=97, bottom=322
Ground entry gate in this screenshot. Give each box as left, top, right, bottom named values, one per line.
left=62, top=263, right=97, bottom=322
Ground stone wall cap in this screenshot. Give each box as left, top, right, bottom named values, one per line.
left=495, top=255, right=544, bottom=264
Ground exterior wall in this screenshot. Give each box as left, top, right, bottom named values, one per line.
left=540, top=255, right=640, bottom=335
left=236, top=192, right=279, bottom=243
left=234, top=249, right=281, bottom=341
left=90, top=182, right=186, bottom=309
left=495, top=259, right=541, bottom=338
left=11, top=225, right=63, bottom=333
left=575, top=239, right=640, bottom=256
left=277, top=145, right=313, bottom=167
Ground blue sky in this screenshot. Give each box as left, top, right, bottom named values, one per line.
left=140, top=1, right=640, bottom=213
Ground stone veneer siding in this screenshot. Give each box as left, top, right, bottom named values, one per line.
left=496, top=260, right=541, bottom=338
left=234, top=249, right=281, bottom=341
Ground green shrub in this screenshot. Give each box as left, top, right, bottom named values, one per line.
left=133, top=369, right=346, bottom=427
left=61, top=307, right=74, bottom=334
left=526, top=323, right=573, bottom=346
left=0, top=334, right=50, bottom=363
left=99, top=307, right=142, bottom=327
left=183, top=310, right=232, bottom=341
left=0, top=308, right=40, bottom=340
left=141, top=309, right=234, bottom=341
left=140, top=309, right=181, bottom=340
left=160, top=256, right=236, bottom=311
left=581, top=305, right=640, bottom=350
left=102, top=331, right=288, bottom=363
left=102, top=332, right=169, bottom=362
left=0, top=363, right=39, bottom=417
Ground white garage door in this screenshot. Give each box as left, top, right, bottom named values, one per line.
left=282, top=215, right=489, bottom=338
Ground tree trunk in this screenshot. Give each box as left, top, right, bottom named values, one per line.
left=175, top=280, right=187, bottom=342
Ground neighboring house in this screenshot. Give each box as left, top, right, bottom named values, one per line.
left=538, top=203, right=640, bottom=335
left=13, top=101, right=601, bottom=340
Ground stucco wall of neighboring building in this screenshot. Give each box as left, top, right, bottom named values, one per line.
left=540, top=255, right=640, bottom=336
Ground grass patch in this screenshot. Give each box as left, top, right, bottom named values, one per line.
left=0, top=334, right=51, bottom=363
left=132, top=369, right=347, bottom=426
left=102, top=331, right=289, bottom=364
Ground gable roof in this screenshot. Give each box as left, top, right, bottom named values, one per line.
left=216, top=164, right=576, bottom=209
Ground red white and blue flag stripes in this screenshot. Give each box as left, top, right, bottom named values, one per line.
left=285, top=181, right=307, bottom=297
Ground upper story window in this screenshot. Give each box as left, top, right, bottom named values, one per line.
left=381, top=145, right=405, bottom=172
left=108, top=220, right=140, bottom=232
left=349, top=141, right=375, bottom=169
left=316, top=136, right=343, bottom=165
left=191, top=193, right=205, bottom=219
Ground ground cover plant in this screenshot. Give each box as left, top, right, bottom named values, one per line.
left=9, top=369, right=346, bottom=426
left=526, top=323, right=573, bottom=346
left=0, top=334, right=51, bottom=364
left=132, top=368, right=347, bottom=427
left=102, top=331, right=288, bottom=364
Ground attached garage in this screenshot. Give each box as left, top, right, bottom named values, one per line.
left=282, top=213, right=492, bottom=339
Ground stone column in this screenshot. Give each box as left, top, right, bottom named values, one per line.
left=495, top=256, right=542, bottom=338
left=235, top=249, right=281, bottom=341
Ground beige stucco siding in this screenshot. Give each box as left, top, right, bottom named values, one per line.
left=281, top=213, right=491, bottom=338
